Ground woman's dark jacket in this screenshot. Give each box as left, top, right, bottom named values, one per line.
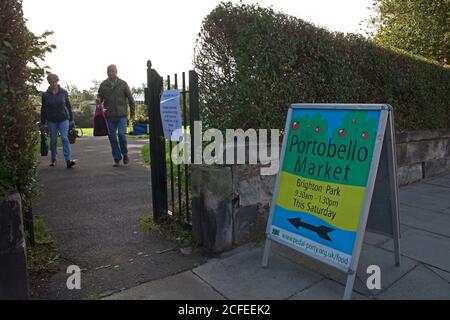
left=40, top=86, right=73, bottom=123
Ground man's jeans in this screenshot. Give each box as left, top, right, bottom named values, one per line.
left=107, top=117, right=128, bottom=161
left=48, top=120, right=71, bottom=161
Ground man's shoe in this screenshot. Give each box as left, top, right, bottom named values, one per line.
left=123, top=154, right=129, bottom=165
left=113, top=160, right=120, bottom=167
left=49, top=160, right=56, bottom=167
left=66, top=160, right=76, bottom=168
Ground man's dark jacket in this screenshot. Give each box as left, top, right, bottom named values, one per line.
left=98, top=77, right=135, bottom=120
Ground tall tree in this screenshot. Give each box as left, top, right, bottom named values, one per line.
left=67, top=84, right=82, bottom=102
left=89, top=80, right=101, bottom=97
left=131, top=84, right=145, bottom=94
left=367, top=0, right=449, bottom=64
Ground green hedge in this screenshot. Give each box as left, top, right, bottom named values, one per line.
left=0, top=0, right=54, bottom=202
left=194, top=2, right=450, bottom=131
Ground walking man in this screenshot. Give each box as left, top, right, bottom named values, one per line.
left=98, top=64, right=135, bottom=166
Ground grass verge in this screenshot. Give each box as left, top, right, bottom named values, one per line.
left=80, top=127, right=148, bottom=138
left=26, top=217, right=62, bottom=299
left=139, top=215, right=193, bottom=247
left=141, top=143, right=187, bottom=186
left=79, top=127, right=93, bottom=136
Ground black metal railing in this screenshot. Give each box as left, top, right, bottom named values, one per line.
left=146, top=60, right=199, bottom=225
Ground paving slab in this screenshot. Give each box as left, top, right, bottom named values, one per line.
left=427, top=266, right=450, bottom=283
left=192, top=247, right=322, bottom=300
left=377, top=265, right=450, bottom=300
left=398, top=185, right=450, bottom=212
left=423, top=175, right=450, bottom=188
left=364, top=231, right=395, bottom=247
left=402, top=182, right=450, bottom=201
left=399, top=195, right=449, bottom=213
left=400, top=205, right=450, bottom=237
left=381, top=228, right=450, bottom=272
left=289, top=279, right=369, bottom=300
left=103, top=271, right=225, bottom=300
left=274, top=242, right=418, bottom=298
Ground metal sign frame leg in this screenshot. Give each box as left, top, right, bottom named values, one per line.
left=262, top=238, right=272, bottom=268
left=343, top=269, right=357, bottom=300
left=386, top=110, right=401, bottom=266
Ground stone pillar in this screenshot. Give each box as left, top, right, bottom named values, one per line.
left=191, top=165, right=233, bottom=253
left=0, top=192, right=29, bottom=299
left=231, top=164, right=275, bottom=245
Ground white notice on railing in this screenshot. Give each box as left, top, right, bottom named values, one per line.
left=160, top=89, right=182, bottom=141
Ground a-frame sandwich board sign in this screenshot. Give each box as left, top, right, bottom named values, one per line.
left=262, top=104, right=401, bottom=300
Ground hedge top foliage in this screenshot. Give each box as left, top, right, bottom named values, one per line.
left=194, top=2, right=449, bottom=132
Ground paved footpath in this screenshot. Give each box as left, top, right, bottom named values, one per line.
left=105, top=173, right=450, bottom=300
left=34, top=135, right=206, bottom=299
left=34, top=137, right=450, bottom=299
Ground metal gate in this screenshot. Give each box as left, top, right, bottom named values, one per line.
left=145, top=60, right=199, bottom=224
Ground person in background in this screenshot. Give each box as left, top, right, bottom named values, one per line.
left=40, top=73, right=76, bottom=168
left=97, top=64, right=135, bottom=167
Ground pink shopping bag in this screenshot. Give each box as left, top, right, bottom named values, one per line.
left=93, top=99, right=109, bottom=136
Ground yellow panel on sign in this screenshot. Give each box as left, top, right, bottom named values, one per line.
left=275, top=171, right=366, bottom=232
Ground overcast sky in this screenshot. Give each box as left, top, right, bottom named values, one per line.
left=23, top=0, right=373, bottom=91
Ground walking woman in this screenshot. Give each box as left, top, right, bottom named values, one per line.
left=40, top=73, right=76, bottom=168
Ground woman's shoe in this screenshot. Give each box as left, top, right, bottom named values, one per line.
left=66, top=160, right=76, bottom=168
left=49, top=160, right=56, bottom=167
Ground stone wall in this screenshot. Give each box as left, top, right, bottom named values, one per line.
left=191, top=129, right=450, bottom=253
left=396, top=129, right=450, bottom=185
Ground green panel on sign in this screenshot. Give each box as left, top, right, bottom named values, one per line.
left=282, top=110, right=379, bottom=187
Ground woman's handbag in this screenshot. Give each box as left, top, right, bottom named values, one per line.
left=40, top=128, right=48, bottom=156
left=93, top=100, right=109, bottom=136
left=68, top=125, right=78, bottom=144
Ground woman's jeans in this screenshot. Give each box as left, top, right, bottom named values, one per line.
left=107, top=117, right=128, bottom=161
left=48, top=120, right=71, bottom=161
